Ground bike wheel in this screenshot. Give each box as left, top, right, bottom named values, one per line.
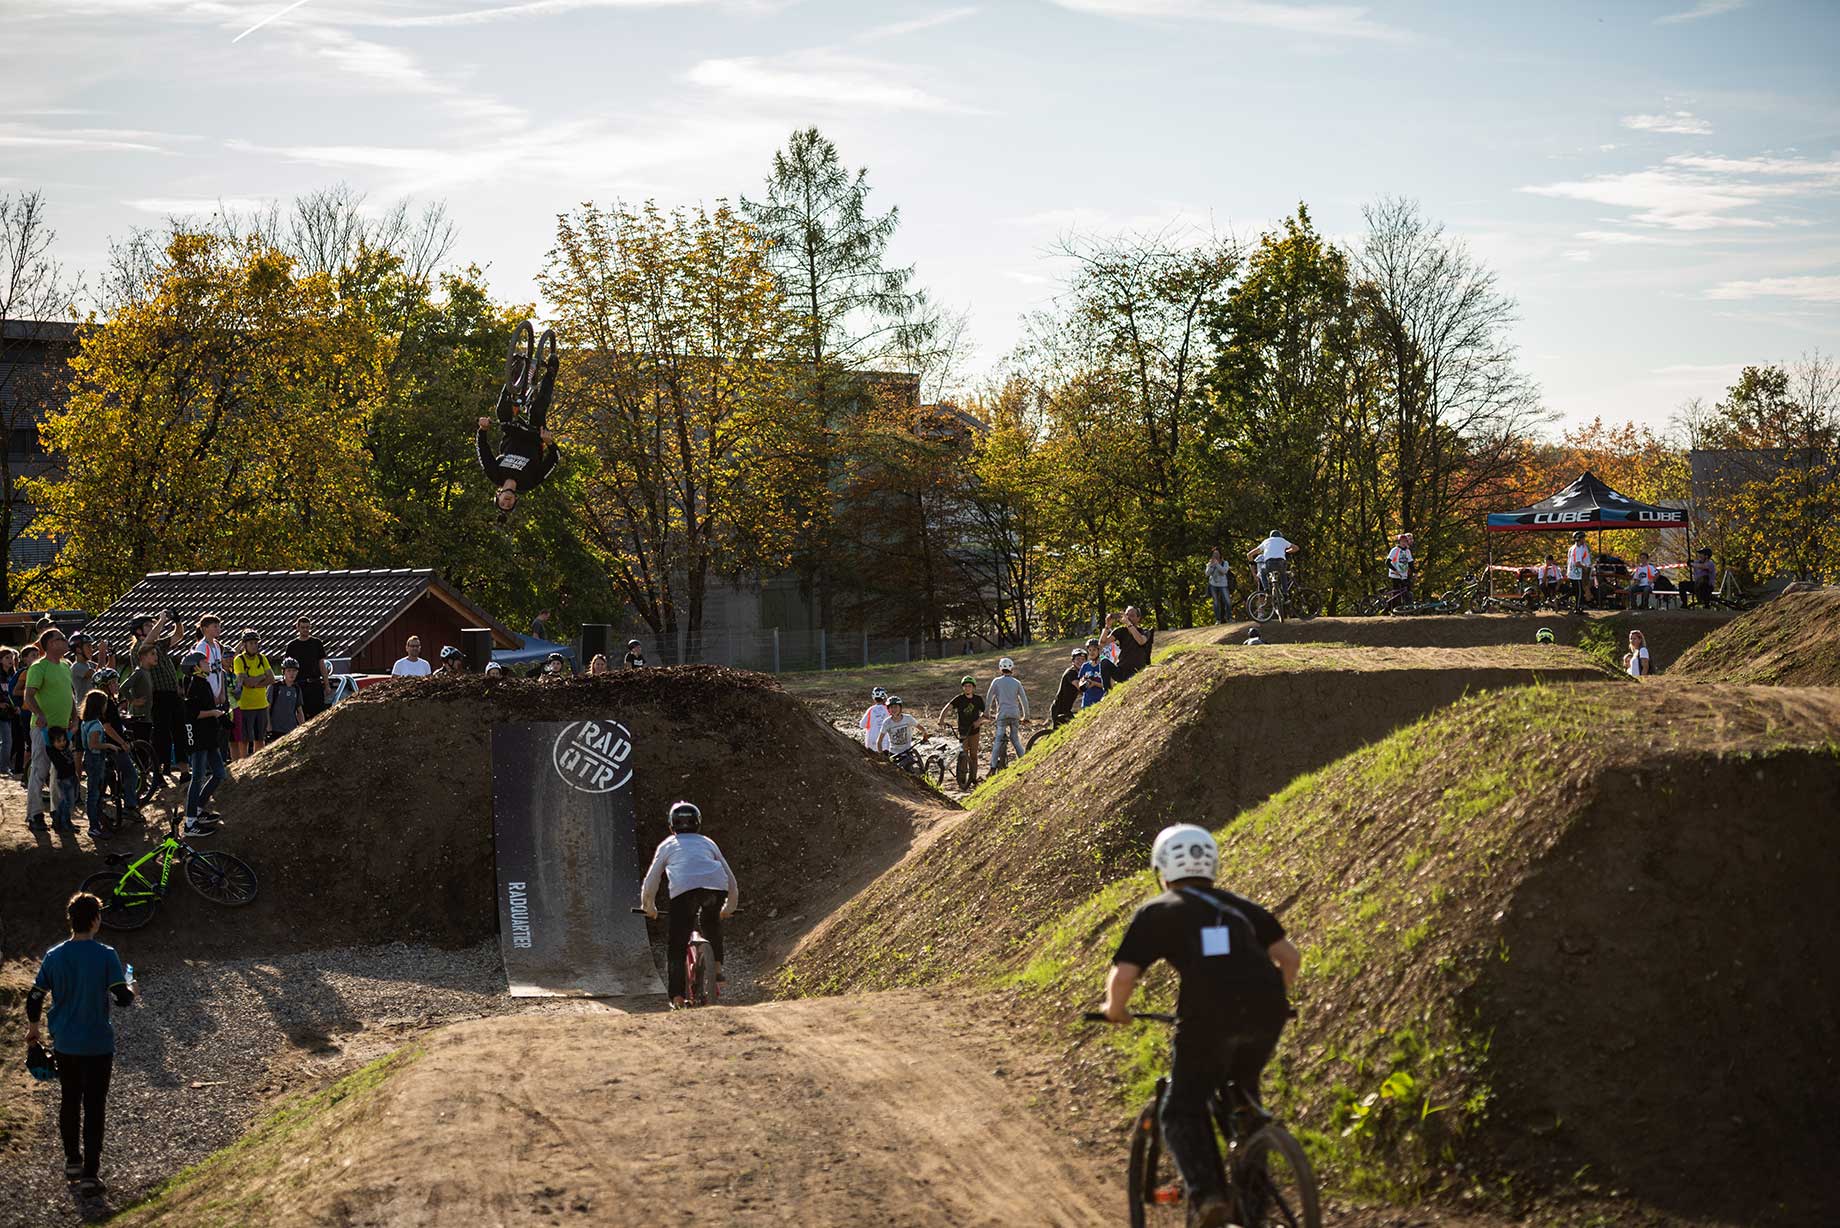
left=1247, top=591, right=1275, bottom=624
left=687, top=942, right=711, bottom=1007
left=1290, top=588, right=1320, bottom=620
left=132, top=741, right=160, bottom=805
left=954, top=750, right=971, bottom=792
left=184, top=850, right=259, bottom=906
left=1235, top=1124, right=1322, bottom=1228
left=82, top=871, right=157, bottom=931
left=1026, top=727, right=1052, bottom=753
left=926, top=754, right=946, bottom=787
left=1128, top=1104, right=1184, bottom=1227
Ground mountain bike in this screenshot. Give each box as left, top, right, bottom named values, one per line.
left=80, top=812, right=259, bottom=930
left=1248, top=566, right=1315, bottom=623
left=891, top=743, right=947, bottom=787
left=633, top=906, right=738, bottom=1007
left=1084, top=1011, right=1320, bottom=1228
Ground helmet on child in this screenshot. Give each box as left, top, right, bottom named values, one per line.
left=1535, top=627, right=1555, bottom=644
left=628, top=639, right=642, bottom=649
left=440, top=645, right=463, bottom=661
left=887, top=695, right=903, bottom=708
left=960, top=675, right=975, bottom=686
left=25, top=1041, right=57, bottom=1083
left=94, top=668, right=118, bottom=683
left=181, top=650, right=207, bottom=672
left=999, top=657, right=1015, bottom=672
left=1151, top=824, right=1219, bottom=884
left=281, top=657, right=300, bottom=669
left=871, top=686, right=888, bottom=702
left=668, top=800, right=702, bottom=832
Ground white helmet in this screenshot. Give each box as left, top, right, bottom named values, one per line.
left=1151, top=824, right=1219, bottom=883
left=999, top=656, right=1015, bottom=672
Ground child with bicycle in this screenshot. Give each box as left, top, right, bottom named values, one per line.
left=639, top=801, right=738, bottom=1009
left=1098, top=824, right=1301, bottom=1228
left=938, top=677, right=985, bottom=787
left=875, top=697, right=921, bottom=769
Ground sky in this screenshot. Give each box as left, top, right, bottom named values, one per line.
left=4, top=0, right=1839, bottom=434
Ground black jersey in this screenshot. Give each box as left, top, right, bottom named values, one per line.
left=1112, top=885, right=1286, bottom=1019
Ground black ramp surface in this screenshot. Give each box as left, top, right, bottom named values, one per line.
left=492, top=720, right=663, bottom=997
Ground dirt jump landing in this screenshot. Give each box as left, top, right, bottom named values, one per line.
left=113, top=991, right=1109, bottom=1228
left=1004, top=682, right=1840, bottom=1226
left=3, top=668, right=949, bottom=964
left=1669, top=586, right=1840, bottom=685
left=778, top=643, right=1614, bottom=995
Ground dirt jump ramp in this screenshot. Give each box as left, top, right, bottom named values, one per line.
left=778, top=643, right=1614, bottom=994
left=1669, top=586, right=1840, bottom=685
left=111, top=991, right=1109, bottom=1228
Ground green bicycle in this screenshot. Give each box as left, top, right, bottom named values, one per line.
left=80, top=812, right=259, bottom=930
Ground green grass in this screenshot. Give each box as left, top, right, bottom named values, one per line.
left=115, top=1047, right=421, bottom=1226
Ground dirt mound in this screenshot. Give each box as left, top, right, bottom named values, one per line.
left=971, top=683, right=1840, bottom=1224
left=1163, top=609, right=1738, bottom=673
left=113, top=991, right=1110, bottom=1228
left=776, top=643, right=1613, bottom=995
left=1669, top=587, right=1840, bottom=685
left=3, top=668, right=948, bottom=962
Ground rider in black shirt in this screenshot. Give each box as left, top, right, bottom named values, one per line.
left=937, top=677, right=986, bottom=785
left=478, top=327, right=560, bottom=513
left=1100, top=823, right=1301, bottom=1228
left=1050, top=647, right=1082, bottom=726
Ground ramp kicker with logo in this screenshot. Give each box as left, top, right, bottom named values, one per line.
left=491, top=720, right=664, bottom=997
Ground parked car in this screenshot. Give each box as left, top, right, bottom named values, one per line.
left=325, top=673, right=393, bottom=706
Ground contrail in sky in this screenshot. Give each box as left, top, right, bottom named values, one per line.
left=232, top=0, right=318, bottom=43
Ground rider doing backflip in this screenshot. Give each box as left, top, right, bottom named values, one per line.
left=478, top=321, right=561, bottom=514
left=639, top=801, right=739, bottom=1009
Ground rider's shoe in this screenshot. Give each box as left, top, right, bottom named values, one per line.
left=79, top=1177, right=106, bottom=1198
left=669, top=997, right=686, bottom=1010
left=63, top=1160, right=81, bottom=1181
left=181, top=816, right=218, bottom=837
left=1187, top=1194, right=1235, bottom=1228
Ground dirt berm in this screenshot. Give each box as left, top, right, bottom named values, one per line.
left=1670, top=587, right=1840, bottom=685
left=776, top=643, right=1613, bottom=995
left=2, top=668, right=948, bottom=962
left=896, top=682, right=1840, bottom=1226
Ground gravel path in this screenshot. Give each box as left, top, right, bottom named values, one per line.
left=2, top=941, right=601, bottom=1227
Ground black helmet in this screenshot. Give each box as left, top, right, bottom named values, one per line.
left=627, top=639, right=641, bottom=648
left=69, top=631, right=92, bottom=647
left=669, top=800, right=702, bottom=832
left=281, top=656, right=300, bottom=669
left=887, top=695, right=903, bottom=707
left=1573, top=530, right=1586, bottom=542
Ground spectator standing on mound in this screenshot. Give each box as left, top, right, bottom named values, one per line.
left=531, top=609, right=553, bottom=641
left=1108, top=607, right=1155, bottom=682
left=67, top=634, right=98, bottom=718
left=1385, top=533, right=1414, bottom=606
left=95, top=670, right=139, bottom=822
left=1689, top=548, right=1716, bottom=607
left=1205, top=548, right=1233, bottom=624
left=1536, top=555, right=1562, bottom=601
left=11, top=645, right=38, bottom=777
left=282, top=618, right=328, bottom=720
left=180, top=651, right=226, bottom=836
left=44, top=727, right=78, bottom=831
left=0, top=647, right=17, bottom=781
left=24, top=628, right=77, bottom=832
left=268, top=660, right=303, bottom=739
left=1623, top=630, right=1651, bottom=679
left=986, top=657, right=1030, bottom=773
left=78, top=692, right=127, bottom=839
left=436, top=646, right=467, bottom=677
left=938, top=677, right=985, bottom=786
left=391, top=636, right=432, bottom=678
left=623, top=639, right=646, bottom=669
left=132, top=613, right=186, bottom=765
left=1050, top=647, right=1083, bottom=728
left=230, top=630, right=274, bottom=760
left=1566, top=532, right=1593, bottom=613
left=191, top=616, right=228, bottom=710
left=26, top=891, right=136, bottom=1199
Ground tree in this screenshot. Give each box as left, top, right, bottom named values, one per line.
left=540, top=201, right=815, bottom=656
left=742, top=127, right=936, bottom=628
left=0, top=190, right=78, bottom=607
left=24, top=229, right=386, bottom=609
left=1354, top=198, right=1544, bottom=594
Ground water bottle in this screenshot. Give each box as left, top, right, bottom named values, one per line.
left=125, top=963, right=135, bottom=988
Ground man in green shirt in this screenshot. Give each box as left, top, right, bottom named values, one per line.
left=23, top=629, right=77, bottom=832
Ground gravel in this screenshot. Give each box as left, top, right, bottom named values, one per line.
left=1, top=941, right=592, bottom=1227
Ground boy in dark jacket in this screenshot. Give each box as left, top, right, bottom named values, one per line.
left=477, top=328, right=560, bottom=511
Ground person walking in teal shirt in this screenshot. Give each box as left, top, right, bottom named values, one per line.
left=25, top=891, right=136, bottom=1197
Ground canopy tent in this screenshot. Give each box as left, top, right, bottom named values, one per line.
left=1486, top=471, right=1686, bottom=533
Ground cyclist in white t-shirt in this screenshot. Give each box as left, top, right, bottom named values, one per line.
left=875, top=697, right=921, bottom=770
left=1245, top=531, right=1297, bottom=601
left=859, top=688, right=890, bottom=751
left=1385, top=533, right=1414, bottom=607
left=1627, top=552, right=1658, bottom=610
left=1623, top=629, right=1650, bottom=678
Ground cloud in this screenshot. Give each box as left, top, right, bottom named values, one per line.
left=125, top=196, right=274, bottom=215
left=855, top=6, right=978, bottom=41
left=1655, top=0, right=1745, bottom=23
left=0, top=121, right=191, bottom=154
left=1704, top=274, right=1840, bottom=304
left=686, top=51, right=971, bottom=113
left=1043, top=0, right=1412, bottom=42
left=1523, top=152, right=1840, bottom=232
left=1575, top=229, right=1668, bottom=245
left=1621, top=111, right=1712, bottom=135
left=360, top=0, right=709, bottom=29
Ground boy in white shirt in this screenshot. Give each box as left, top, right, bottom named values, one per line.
left=859, top=688, right=890, bottom=751
left=875, top=697, right=921, bottom=768
left=1566, top=532, right=1593, bottom=613
left=1385, top=533, right=1414, bottom=606
left=1628, top=552, right=1658, bottom=610
left=639, top=801, right=739, bottom=1008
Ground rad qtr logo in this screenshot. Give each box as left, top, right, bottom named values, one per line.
left=552, top=720, right=635, bottom=793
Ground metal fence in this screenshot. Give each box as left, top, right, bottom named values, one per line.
left=640, top=628, right=983, bottom=674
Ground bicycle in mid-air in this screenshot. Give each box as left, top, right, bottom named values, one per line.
left=81, top=811, right=259, bottom=930
left=1083, top=1011, right=1321, bottom=1228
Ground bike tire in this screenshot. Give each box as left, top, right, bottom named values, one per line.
left=688, top=943, right=711, bottom=1007
left=1235, top=1124, right=1322, bottom=1228
left=82, top=871, right=157, bottom=931
left=1247, top=592, right=1275, bottom=624
left=954, top=750, right=972, bottom=792
left=132, top=741, right=160, bottom=805
left=1026, top=727, right=1052, bottom=754
left=1290, top=588, right=1321, bottom=621
left=1128, top=1103, right=1184, bottom=1227
left=926, top=754, right=946, bottom=787
left=183, top=850, right=259, bottom=906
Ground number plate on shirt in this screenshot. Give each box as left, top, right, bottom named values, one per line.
left=1200, top=925, right=1232, bottom=957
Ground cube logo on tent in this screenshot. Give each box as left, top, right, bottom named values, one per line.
left=552, top=720, right=635, bottom=793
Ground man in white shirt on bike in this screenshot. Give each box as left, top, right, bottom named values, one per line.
left=1385, top=533, right=1413, bottom=607
left=639, top=801, right=739, bottom=1009
left=1245, top=531, right=1297, bottom=604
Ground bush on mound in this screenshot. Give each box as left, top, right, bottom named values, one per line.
left=1669, top=587, right=1840, bottom=686
left=1006, top=682, right=1840, bottom=1223
left=200, top=667, right=941, bottom=955
left=775, top=643, right=1612, bottom=995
